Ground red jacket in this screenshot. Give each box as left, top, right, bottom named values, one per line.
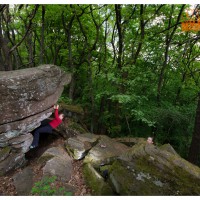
left=49, top=109, right=62, bottom=128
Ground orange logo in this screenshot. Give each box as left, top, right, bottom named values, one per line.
left=181, top=8, right=200, bottom=31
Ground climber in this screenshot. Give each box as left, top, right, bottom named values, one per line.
left=30, top=104, right=65, bottom=149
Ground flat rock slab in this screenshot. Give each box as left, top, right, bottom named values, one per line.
left=38, top=146, right=71, bottom=165
left=84, top=135, right=130, bottom=165
left=39, top=147, right=73, bottom=182
left=13, top=167, right=33, bottom=195
left=43, top=156, right=73, bottom=182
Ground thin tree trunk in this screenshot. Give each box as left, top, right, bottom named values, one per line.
left=157, top=5, right=185, bottom=105
left=0, top=10, right=12, bottom=71
left=40, top=5, right=45, bottom=64
left=188, top=92, right=200, bottom=165
left=115, top=4, right=123, bottom=70
left=133, top=4, right=145, bottom=65
left=27, top=31, right=34, bottom=68
left=62, top=9, right=75, bottom=100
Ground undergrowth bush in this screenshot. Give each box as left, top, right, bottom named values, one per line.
left=31, top=176, right=72, bottom=196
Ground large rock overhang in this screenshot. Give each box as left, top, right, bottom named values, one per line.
left=0, top=65, right=71, bottom=142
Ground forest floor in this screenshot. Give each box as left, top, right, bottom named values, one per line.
left=0, top=134, right=91, bottom=196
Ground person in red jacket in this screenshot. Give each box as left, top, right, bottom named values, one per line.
left=30, top=104, right=64, bottom=149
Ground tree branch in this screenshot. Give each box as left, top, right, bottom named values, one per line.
left=9, top=5, right=39, bottom=53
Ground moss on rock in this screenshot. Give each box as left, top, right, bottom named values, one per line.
left=0, top=146, right=11, bottom=162
left=83, top=163, right=114, bottom=195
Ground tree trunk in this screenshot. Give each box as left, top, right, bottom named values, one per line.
left=40, top=5, right=45, bottom=64
left=62, top=10, right=75, bottom=100
left=0, top=12, right=12, bottom=71
left=27, top=31, right=34, bottom=68
left=157, top=5, right=185, bottom=105
left=133, top=4, right=145, bottom=65
left=188, top=92, right=200, bottom=165
left=115, top=4, right=123, bottom=70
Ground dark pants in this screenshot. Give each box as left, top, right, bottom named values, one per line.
left=31, top=124, right=52, bottom=147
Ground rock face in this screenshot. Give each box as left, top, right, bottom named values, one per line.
left=0, top=65, right=71, bottom=175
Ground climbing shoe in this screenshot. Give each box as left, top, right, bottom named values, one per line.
left=30, top=145, right=36, bottom=149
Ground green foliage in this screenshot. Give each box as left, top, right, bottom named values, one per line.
left=2, top=4, right=200, bottom=162
left=31, top=176, right=72, bottom=196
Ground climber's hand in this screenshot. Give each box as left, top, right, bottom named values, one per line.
left=54, top=104, right=59, bottom=109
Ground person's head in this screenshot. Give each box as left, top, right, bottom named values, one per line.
left=147, top=137, right=154, bottom=144
left=59, top=113, right=65, bottom=120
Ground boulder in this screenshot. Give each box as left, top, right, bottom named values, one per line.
left=0, top=152, right=26, bottom=176
left=84, top=135, right=130, bottom=165
left=39, top=147, right=73, bottom=182
left=0, top=65, right=71, bottom=139
left=13, top=167, right=33, bottom=195
left=159, top=143, right=180, bottom=156
left=82, top=138, right=200, bottom=195
left=65, top=133, right=99, bottom=160
left=43, top=157, right=73, bottom=182
left=0, top=65, right=71, bottom=174
left=38, top=146, right=71, bottom=165
left=108, top=143, right=200, bottom=195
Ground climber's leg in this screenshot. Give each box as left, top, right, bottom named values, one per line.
left=30, top=125, right=52, bottom=148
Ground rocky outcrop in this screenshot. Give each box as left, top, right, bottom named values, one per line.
left=84, top=135, right=130, bottom=165
left=82, top=139, right=200, bottom=195
left=0, top=65, right=71, bottom=175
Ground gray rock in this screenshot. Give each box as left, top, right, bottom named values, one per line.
left=159, top=143, right=179, bottom=156
left=9, top=133, right=33, bottom=153
left=0, top=65, right=71, bottom=126
left=111, top=143, right=200, bottom=195
left=39, top=147, right=73, bottom=182
left=65, top=133, right=99, bottom=160
left=0, top=152, right=26, bottom=176
left=0, top=109, right=52, bottom=147
left=84, top=135, right=130, bottom=165
left=38, top=146, right=71, bottom=165
left=13, top=167, right=33, bottom=195
left=0, top=65, right=71, bottom=174
left=82, top=137, right=200, bottom=195
left=43, top=157, right=72, bottom=182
